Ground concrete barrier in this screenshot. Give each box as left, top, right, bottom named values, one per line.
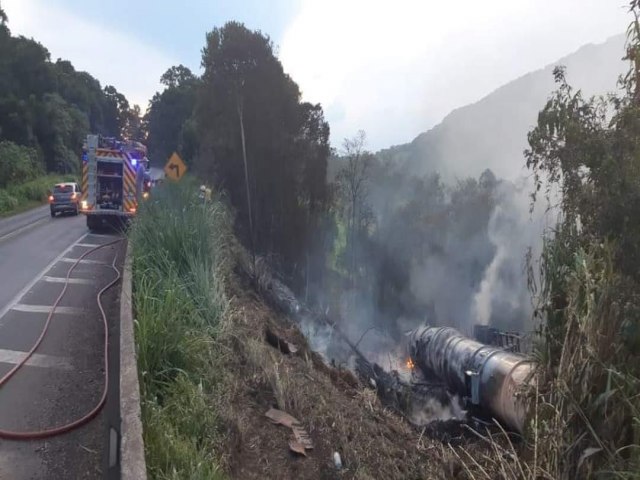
left=119, top=244, right=147, bottom=479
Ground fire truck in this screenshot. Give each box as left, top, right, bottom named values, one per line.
left=80, top=134, right=150, bottom=230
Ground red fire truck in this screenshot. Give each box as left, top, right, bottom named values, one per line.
left=80, top=135, right=150, bottom=230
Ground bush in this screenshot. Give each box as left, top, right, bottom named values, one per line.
left=0, top=190, right=18, bottom=212
left=0, top=141, right=44, bottom=188
left=7, top=175, right=75, bottom=201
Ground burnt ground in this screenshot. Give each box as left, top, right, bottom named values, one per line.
left=210, top=272, right=495, bottom=480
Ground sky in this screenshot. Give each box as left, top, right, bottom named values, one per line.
left=2, top=0, right=630, bottom=150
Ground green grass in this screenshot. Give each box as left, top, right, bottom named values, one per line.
left=0, top=174, right=77, bottom=216
left=0, top=199, right=41, bottom=218
left=129, top=179, right=231, bottom=479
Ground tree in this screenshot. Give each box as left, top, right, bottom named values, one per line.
left=0, top=2, right=8, bottom=26
left=0, top=10, right=143, bottom=178
left=337, top=130, right=373, bottom=284
left=160, top=65, right=196, bottom=89
left=122, top=104, right=146, bottom=142
left=36, top=93, right=88, bottom=173
left=52, top=59, right=119, bottom=136
left=0, top=23, right=129, bottom=174
left=103, top=85, right=131, bottom=138
left=146, top=66, right=199, bottom=164
left=196, top=22, right=330, bottom=288
left=479, top=168, right=497, bottom=190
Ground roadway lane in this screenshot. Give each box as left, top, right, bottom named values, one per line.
left=0, top=205, right=50, bottom=239
left=0, top=208, right=125, bottom=479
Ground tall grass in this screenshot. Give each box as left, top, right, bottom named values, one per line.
left=529, top=239, right=640, bottom=479
left=129, top=179, right=231, bottom=479
left=452, top=233, right=640, bottom=479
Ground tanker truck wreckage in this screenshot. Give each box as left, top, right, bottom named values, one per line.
left=408, top=326, right=536, bottom=435
left=252, top=257, right=537, bottom=441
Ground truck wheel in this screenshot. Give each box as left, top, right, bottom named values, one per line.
left=86, top=215, right=97, bottom=231
left=50, top=208, right=55, bottom=218
left=74, top=205, right=79, bottom=216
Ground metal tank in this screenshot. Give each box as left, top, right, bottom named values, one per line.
left=409, top=325, right=536, bottom=434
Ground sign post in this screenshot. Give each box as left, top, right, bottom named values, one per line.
left=164, top=152, right=187, bottom=181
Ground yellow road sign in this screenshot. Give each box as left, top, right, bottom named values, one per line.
left=164, top=152, right=187, bottom=181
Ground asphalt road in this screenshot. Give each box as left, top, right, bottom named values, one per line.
left=0, top=207, right=125, bottom=479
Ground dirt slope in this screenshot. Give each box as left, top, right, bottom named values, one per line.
left=212, top=273, right=459, bottom=480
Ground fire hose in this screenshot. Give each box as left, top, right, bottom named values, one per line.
left=0, top=237, right=123, bottom=440
left=409, top=326, right=536, bottom=434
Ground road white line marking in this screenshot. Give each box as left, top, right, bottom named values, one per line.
left=42, top=276, right=93, bottom=285
left=76, top=243, right=103, bottom=248
left=0, top=348, right=72, bottom=370
left=86, top=233, right=117, bottom=239
left=0, top=233, right=87, bottom=321
left=12, top=304, right=84, bottom=315
left=60, top=257, right=106, bottom=265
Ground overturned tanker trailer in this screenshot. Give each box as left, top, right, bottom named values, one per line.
left=409, top=326, right=536, bottom=434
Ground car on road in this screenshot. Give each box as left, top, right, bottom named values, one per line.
left=49, top=182, right=81, bottom=217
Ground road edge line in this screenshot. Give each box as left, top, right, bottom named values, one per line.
left=119, top=242, right=147, bottom=480
left=0, top=216, right=49, bottom=243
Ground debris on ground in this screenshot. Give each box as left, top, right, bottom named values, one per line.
left=265, top=408, right=300, bottom=429
left=333, top=452, right=343, bottom=470
left=291, top=424, right=313, bottom=450
left=289, top=439, right=308, bottom=456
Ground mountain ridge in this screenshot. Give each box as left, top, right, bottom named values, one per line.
left=377, top=34, right=627, bottom=180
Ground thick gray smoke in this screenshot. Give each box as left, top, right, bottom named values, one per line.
left=471, top=178, right=548, bottom=333
left=379, top=172, right=544, bottom=338
left=322, top=162, right=546, bottom=370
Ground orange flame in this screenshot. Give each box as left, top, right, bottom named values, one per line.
left=406, top=357, right=415, bottom=370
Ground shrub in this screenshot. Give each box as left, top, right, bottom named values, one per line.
left=0, top=141, right=44, bottom=188
left=0, top=190, right=18, bottom=212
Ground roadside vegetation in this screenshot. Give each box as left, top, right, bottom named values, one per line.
left=129, top=180, right=231, bottom=479
left=0, top=175, right=77, bottom=216
left=0, top=140, right=79, bottom=216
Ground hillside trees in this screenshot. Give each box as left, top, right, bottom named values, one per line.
left=0, top=13, right=139, bottom=176
left=195, top=22, right=331, bottom=290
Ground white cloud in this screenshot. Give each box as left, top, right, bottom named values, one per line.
left=3, top=0, right=178, bottom=110
left=280, top=0, right=629, bottom=149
